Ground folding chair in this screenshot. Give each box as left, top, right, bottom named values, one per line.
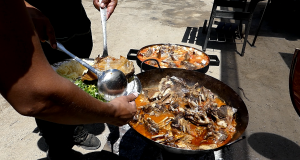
left=202, top=0, right=261, bottom=56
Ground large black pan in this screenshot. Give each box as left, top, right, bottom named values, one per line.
left=130, top=68, right=248, bottom=154
left=127, top=44, right=220, bottom=73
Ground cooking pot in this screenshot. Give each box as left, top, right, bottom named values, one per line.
left=129, top=68, right=248, bottom=154
left=127, top=44, right=220, bottom=73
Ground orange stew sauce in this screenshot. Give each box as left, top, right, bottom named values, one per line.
left=137, top=45, right=209, bottom=69
left=130, top=93, right=237, bottom=150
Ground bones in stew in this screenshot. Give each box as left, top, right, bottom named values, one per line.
left=129, top=76, right=237, bottom=150
left=137, top=44, right=209, bottom=70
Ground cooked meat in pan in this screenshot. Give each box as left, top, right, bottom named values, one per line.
left=130, top=75, right=237, bottom=150
left=137, top=44, right=209, bottom=70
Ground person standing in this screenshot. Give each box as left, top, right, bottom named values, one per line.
left=1, top=0, right=136, bottom=160
left=24, top=0, right=119, bottom=159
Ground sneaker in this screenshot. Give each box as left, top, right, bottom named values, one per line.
left=73, top=126, right=101, bottom=150
left=47, top=149, right=83, bottom=160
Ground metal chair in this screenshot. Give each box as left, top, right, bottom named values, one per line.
left=202, top=0, right=261, bottom=56
left=289, top=48, right=300, bottom=117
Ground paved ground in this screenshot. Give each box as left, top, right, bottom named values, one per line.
left=1, top=0, right=300, bottom=159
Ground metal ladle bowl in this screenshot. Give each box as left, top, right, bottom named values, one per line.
left=97, top=69, right=127, bottom=97
left=55, top=42, right=128, bottom=98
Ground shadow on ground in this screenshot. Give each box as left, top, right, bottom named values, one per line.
left=278, top=52, right=294, bottom=69
left=248, top=132, right=300, bottom=160
left=181, top=19, right=248, bottom=159
left=250, top=1, right=300, bottom=41
left=84, top=123, right=106, bottom=136
left=37, top=150, right=127, bottom=160
left=83, top=150, right=128, bottom=160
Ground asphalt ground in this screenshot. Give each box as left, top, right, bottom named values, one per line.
left=0, top=0, right=300, bottom=159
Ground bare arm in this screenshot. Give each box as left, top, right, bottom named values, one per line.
left=0, top=0, right=136, bottom=126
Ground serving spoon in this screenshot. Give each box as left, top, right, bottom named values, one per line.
left=55, top=42, right=128, bottom=98
left=100, top=7, right=108, bottom=58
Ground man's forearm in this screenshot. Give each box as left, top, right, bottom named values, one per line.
left=0, top=0, right=124, bottom=125
left=29, top=75, right=118, bottom=125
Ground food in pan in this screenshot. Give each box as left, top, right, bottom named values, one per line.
left=55, top=60, right=88, bottom=80
left=137, top=44, right=209, bottom=70
left=54, top=56, right=135, bottom=101
left=81, top=55, right=135, bottom=81
left=129, top=75, right=237, bottom=150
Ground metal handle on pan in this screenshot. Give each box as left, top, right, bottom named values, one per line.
left=208, top=55, right=220, bottom=66
left=127, top=49, right=139, bottom=60
left=141, top=59, right=162, bottom=73
left=225, top=136, right=246, bottom=147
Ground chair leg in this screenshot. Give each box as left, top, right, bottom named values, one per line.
left=203, top=4, right=215, bottom=34
left=203, top=2, right=218, bottom=52
left=251, top=0, right=271, bottom=47
left=203, top=12, right=215, bottom=51
left=241, top=14, right=253, bottom=56
left=238, top=0, right=247, bottom=38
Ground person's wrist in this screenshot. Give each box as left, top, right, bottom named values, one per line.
left=107, top=101, right=119, bottom=118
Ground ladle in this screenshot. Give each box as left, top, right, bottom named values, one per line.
left=55, top=42, right=128, bottom=98
left=100, top=7, right=108, bottom=57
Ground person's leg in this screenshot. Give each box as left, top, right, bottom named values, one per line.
left=36, top=118, right=76, bottom=150
left=35, top=118, right=84, bottom=160
left=36, top=118, right=101, bottom=151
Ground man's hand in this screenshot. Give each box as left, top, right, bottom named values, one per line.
left=108, top=92, right=138, bottom=126
left=24, top=1, right=56, bottom=49
left=93, top=0, right=118, bottom=20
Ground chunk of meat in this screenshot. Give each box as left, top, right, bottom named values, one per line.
left=171, top=115, right=191, bottom=134
left=183, top=51, right=191, bottom=61
left=144, top=47, right=154, bottom=57
left=158, top=76, right=173, bottom=93
left=144, top=117, right=160, bottom=134
left=208, top=105, right=237, bottom=128
left=185, top=109, right=211, bottom=126
left=181, top=61, right=197, bottom=70
left=176, top=135, right=193, bottom=149
left=168, top=62, right=177, bottom=68
left=143, top=88, right=159, bottom=101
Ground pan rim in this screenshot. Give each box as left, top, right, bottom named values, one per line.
left=130, top=68, right=249, bottom=154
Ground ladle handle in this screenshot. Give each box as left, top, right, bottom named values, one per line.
left=100, top=7, right=108, bottom=57
left=55, top=42, right=99, bottom=74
